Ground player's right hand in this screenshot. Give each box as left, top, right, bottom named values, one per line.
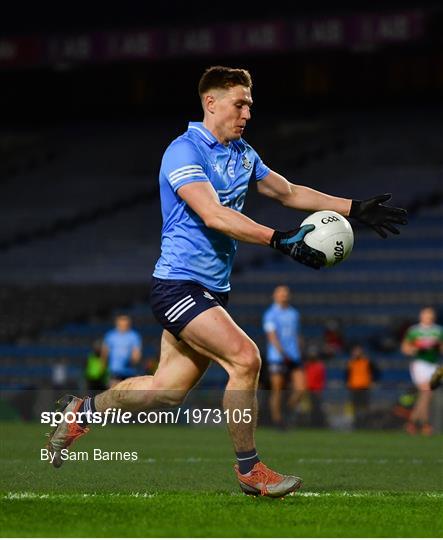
left=270, top=224, right=326, bottom=269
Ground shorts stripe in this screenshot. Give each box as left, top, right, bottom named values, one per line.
left=150, top=278, right=229, bottom=339
left=165, top=295, right=192, bottom=317
left=169, top=301, right=197, bottom=322
left=167, top=297, right=195, bottom=320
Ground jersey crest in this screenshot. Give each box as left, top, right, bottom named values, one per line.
left=242, top=154, right=252, bottom=170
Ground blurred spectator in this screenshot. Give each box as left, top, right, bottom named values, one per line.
left=51, top=357, right=69, bottom=390
left=345, top=344, right=379, bottom=429
left=304, top=344, right=327, bottom=427
left=101, top=314, right=142, bottom=388
left=85, top=339, right=108, bottom=392
left=323, top=318, right=345, bottom=357
left=262, top=285, right=305, bottom=428
left=401, top=306, right=443, bottom=436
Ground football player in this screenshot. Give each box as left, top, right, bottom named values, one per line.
left=48, top=66, right=407, bottom=497
left=402, top=307, right=443, bottom=435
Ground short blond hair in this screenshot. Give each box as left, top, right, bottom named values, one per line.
left=198, top=66, right=252, bottom=97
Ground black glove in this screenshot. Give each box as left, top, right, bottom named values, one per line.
left=350, top=193, right=408, bottom=238
left=270, top=224, right=326, bottom=269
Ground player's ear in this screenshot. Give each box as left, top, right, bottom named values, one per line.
left=204, top=93, right=216, bottom=115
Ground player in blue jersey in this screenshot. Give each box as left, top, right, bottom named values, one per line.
left=263, top=285, right=305, bottom=428
left=47, top=66, right=407, bottom=497
left=102, top=315, right=142, bottom=387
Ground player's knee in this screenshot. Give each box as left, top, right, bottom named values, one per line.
left=231, top=341, right=261, bottom=379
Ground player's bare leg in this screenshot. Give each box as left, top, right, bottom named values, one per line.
left=95, top=330, right=210, bottom=412
left=269, top=373, right=285, bottom=426
left=288, top=367, right=306, bottom=411
left=180, top=306, right=302, bottom=496
left=430, top=366, right=443, bottom=390
left=180, top=306, right=261, bottom=450
left=47, top=330, right=210, bottom=466
left=407, top=383, right=433, bottom=435
left=47, top=308, right=302, bottom=495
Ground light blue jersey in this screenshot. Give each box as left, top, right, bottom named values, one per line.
left=263, top=304, right=301, bottom=363
left=153, top=122, right=270, bottom=292
left=104, top=329, right=142, bottom=377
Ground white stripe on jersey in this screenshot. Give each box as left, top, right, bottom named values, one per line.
left=169, top=169, right=207, bottom=184
left=169, top=301, right=197, bottom=322
left=170, top=172, right=207, bottom=185
left=169, top=164, right=204, bottom=180
left=165, top=295, right=192, bottom=317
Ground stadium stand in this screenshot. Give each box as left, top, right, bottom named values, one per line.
left=1, top=110, right=442, bottom=420
left=1, top=108, right=442, bottom=276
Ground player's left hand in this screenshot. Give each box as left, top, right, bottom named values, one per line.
left=349, top=193, right=408, bottom=238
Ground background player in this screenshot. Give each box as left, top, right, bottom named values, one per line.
left=47, top=66, right=407, bottom=497
left=263, top=285, right=305, bottom=428
left=101, top=315, right=142, bottom=387
left=401, top=306, right=443, bottom=435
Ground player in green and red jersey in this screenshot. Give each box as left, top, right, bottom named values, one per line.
left=401, top=307, right=443, bottom=435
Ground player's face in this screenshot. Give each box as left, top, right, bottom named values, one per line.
left=351, top=345, right=364, bottom=358
left=212, top=85, right=252, bottom=144
left=273, top=286, right=290, bottom=306
left=420, top=308, right=435, bottom=325
left=116, top=317, right=131, bottom=332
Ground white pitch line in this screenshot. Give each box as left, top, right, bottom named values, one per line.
left=293, top=491, right=443, bottom=498
left=2, top=492, right=158, bottom=500
left=2, top=491, right=442, bottom=500
left=137, top=457, right=443, bottom=464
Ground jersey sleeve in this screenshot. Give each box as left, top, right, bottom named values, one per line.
left=263, top=308, right=276, bottom=333
left=132, top=331, right=142, bottom=350
left=161, top=139, right=210, bottom=192
left=251, top=147, right=270, bottom=182
left=404, top=326, right=417, bottom=342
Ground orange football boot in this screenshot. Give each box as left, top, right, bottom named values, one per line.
left=46, top=395, right=89, bottom=468
left=235, top=461, right=302, bottom=497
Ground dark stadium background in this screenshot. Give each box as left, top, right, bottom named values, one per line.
left=0, top=0, right=442, bottom=431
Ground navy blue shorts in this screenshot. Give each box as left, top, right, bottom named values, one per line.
left=268, top=361, right=303, bottom=375
left=150, top=277, right=229, bottom=339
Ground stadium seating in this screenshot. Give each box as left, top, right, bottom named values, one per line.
left=1, top=110, right=442, bottom=419
left=1, top=203, right=441, bottom=402
left=1, top=110, right=442, bottom=278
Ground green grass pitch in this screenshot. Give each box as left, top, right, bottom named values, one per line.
left=0, top=422, right=442, bottom=537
